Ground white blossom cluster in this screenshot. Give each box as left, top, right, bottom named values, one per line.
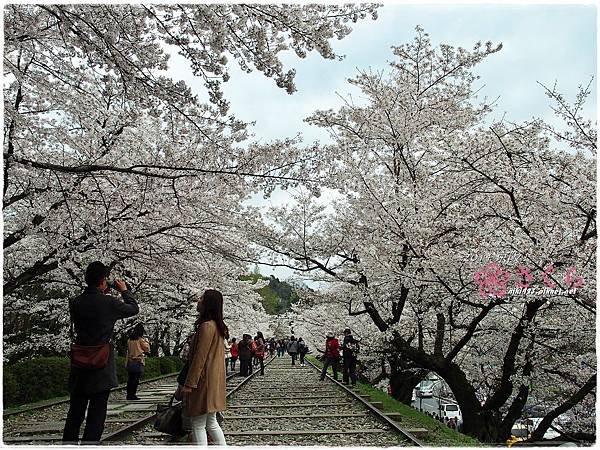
left=3, top=4, right=377, bottom=359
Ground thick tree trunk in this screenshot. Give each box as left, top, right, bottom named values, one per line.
left=391, top=333, right=509, bottom=443
left=389, top=365, right=428, bottom=405
left=439, top=362, right=508, bottom=442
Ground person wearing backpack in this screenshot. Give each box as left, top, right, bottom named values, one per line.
left=255, top=331, right=266, bottom=375
left=341, top=328, right=359, bottom=385
left=287, top=336, right=299, bottom=366
left=318, top=332, right=340, bottom=381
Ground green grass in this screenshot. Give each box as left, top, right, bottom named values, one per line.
left=307, top=356, right=481, bottom=446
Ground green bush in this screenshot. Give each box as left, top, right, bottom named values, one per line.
left=141, top=357, right=161, bottom=379
left=3, top=369, right=19, bottom=406
left=159, top=356, right=184, bottom=375
left=4, top=355, right=182, bottom=408
left=4, top=357, right=71, bottom=406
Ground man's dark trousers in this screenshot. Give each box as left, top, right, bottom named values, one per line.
left=62, top=389, right=110, bottom=443
left=343, top=355, right=358, bottom=385
left=320, top=356, right=339, bottom=380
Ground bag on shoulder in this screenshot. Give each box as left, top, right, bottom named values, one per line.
left=70, top=343, right=110, bottom=370
left=154, top=394, right=186, bottom=437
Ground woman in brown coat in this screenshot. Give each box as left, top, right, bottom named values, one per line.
left=180, top=289, right=229, bottom=445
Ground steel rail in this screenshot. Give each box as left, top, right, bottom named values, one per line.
left=306, top=359, right=424, bottom=447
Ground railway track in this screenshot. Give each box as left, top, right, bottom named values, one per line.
left=135, top=357, right=423, bottom=446
left=4, top=357, right=423, bottom=446
left=2, top=366, right=248, bottom=445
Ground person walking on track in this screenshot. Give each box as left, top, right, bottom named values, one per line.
left=125, top=323, right=150, bottom=400
left=319, top=332, right=340, bottom=381
left=180, top=289, right=228, bottom=446
left=287, top=336, right=299, bottom=366
left=224, top=338, right=231, bottom=373
left=341, top=328, right=359, bottom=385
left=255, top=331, right=266, bottom=375
left=297, top=337, right=308, bottom=366
left=62, top=261, right=139, bottom=444
left=229, top=338, right=238, bottom=372
left=238, top=334, right=252, bottom=377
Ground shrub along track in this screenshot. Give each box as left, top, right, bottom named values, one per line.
left=135, top=357, right=423, bottom=446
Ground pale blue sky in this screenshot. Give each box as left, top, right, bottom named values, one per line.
left=217, top=4, right=597, bottom=144
left=168, top=4, right=597, bottom=282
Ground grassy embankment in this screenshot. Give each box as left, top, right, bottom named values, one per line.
left=307, top=356, right=481, bottom=446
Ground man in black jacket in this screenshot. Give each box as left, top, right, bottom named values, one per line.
left=62, top=261, right=139, bottom=444
left=342, top=328, right=359, bottom=385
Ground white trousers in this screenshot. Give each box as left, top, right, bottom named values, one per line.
left=190, top=412, right=227, bottom=446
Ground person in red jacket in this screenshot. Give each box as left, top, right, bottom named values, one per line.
left=319, top=332, right=340, bottom=381
left=229, top=338, right=239, bottom=372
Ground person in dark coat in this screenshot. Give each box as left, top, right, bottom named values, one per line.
left=238, top=334, right=252, bottom=376
left=62, top=261, right=139, bottom=444
left=341, top=328, right=359, bottom=385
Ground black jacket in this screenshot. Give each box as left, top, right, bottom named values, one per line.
left=342, top=334, right=356, bottom=358
left=68, top=286, right=139, bottom=395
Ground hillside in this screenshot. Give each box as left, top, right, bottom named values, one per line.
left=239, top=273, right=300, bottom=315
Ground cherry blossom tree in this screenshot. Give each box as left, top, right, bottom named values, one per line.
left=248, top=27, right=596, bottom=442
left=3, top=4, right=378, bottom=360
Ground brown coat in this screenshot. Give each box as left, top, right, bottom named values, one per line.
left=184, top=320, right=226, bottom=416
left=126, top=338, right=150, bottom=365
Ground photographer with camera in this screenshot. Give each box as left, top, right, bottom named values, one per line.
left=62, top=261, right=139, bottom=444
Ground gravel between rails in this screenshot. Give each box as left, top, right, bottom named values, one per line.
left=219, top=359, right=411, bottom=446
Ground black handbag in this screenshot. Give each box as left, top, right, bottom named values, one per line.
left=154, top=394, right=186, bottom=437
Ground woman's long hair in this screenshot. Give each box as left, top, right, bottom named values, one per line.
left=129, top=323, right=145, bottom=340
left=195, top=289, right=229, bottom=339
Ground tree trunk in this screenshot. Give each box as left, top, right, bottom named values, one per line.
left=160, top=327, right=172, bottom=356
left=439, top=362, right=507, bottom=442
left=149, top=328, right=160, bottom=356
left=390, top=358, right=429, bottom=406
